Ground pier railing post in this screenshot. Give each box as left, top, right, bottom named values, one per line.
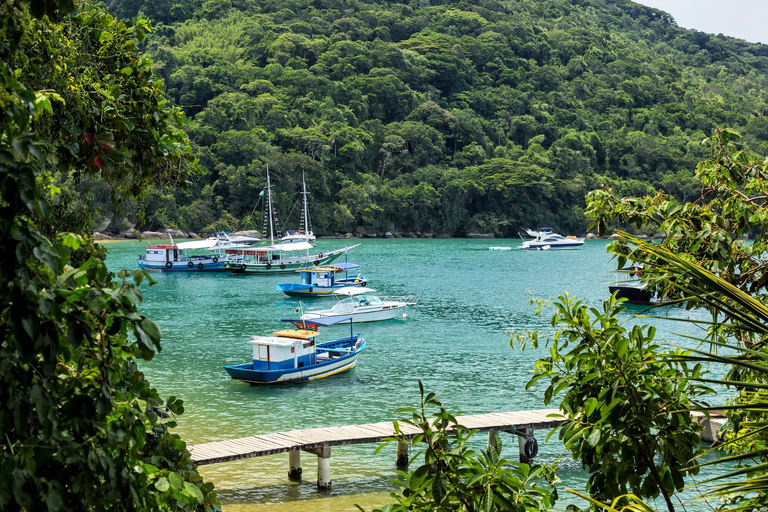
left=396, top=441, right=409, bottom=467
left=288, top=450, right=302, bottom=480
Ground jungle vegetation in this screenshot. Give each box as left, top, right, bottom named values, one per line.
left=94, top=0, right=768, bottom=237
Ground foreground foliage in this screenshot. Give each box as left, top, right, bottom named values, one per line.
left=1, top=0, right=216, bottom=509
left=370, top=383, right=558, bottom=512
left=513, top=293, right=709, bottom=511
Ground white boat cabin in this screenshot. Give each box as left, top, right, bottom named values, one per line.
left=248, top=328, right=318, bottom=371
left=143, top=244, right=181, bottom=264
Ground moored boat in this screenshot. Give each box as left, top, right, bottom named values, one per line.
left=223, top=318, right=364, bottom=384
left=519, top=227, right=585, bottom=250
left=137, top=239, right=229, bottom=272
left=300, top=288, right=415, bottom=323
left=608, top=266, right=658, bottom=305
left=224, top=243, right=359, bottom=274
left=276, top=263, right=368, bottom=297
left=281, top=171, right=316, bottom=244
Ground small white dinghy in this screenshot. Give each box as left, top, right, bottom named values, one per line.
left=300, top=287, right=415, bottom=323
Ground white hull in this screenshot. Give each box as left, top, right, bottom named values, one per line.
left=302, top=303, right=407, bottom=323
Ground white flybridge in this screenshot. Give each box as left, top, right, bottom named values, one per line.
left=224, top=168, right=358, bottom=274
left=300, top=287, right=416, bottom=323
left=281, top=171, right=316, bottom=244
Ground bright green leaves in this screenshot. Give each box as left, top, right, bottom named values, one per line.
left=517, top=293, right=710, bottom=510
left=370, top=384, right=557, bottom=512
left=0, top=2, right=215, bottom=511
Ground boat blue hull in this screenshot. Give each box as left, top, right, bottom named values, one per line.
left=224, top=337, right=364, bottom=384
left=137, top=260, right=228, bottom=272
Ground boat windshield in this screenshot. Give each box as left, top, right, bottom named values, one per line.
left=355, top=296, right=383, bottom=306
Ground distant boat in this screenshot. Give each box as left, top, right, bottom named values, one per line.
left=223, top=318, right=365, bottom=384
left=608, top=266, right=658, bottom=304
left=301, top=287, right=415, bottom=323
left=137, top=238, right=229, bottom=272
left=276, top=263, right=368, bottom=297
left=225, top=169, right=358, bottom=274
left=224, top=243, right=359, bottom=274
left=520, top=227, right=584, bottom=250
left=281, top=171, right=316, bottom=244
left=208, top=231, right=260, bottom=248
left=489, top=246, right=512, bottom=251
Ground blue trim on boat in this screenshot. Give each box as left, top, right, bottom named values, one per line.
left=223, top=336, right=364, bottom=384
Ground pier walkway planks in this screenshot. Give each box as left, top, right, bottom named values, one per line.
left=189, top=408, right=564, bottom=466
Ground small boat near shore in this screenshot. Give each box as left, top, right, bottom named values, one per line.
left=223, top=318, right=364, bottom=384
left=608, top=267, right=658, bottom=305
left=276, top=263, right=368, bottom=297
left=300, top=288, right=415, bottom=323
left=519, top=227, right=584, bottom=250
left=137, top=239, right=230, bottom=272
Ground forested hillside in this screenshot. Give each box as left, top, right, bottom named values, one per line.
left=101, top=0, right=768, bottom=236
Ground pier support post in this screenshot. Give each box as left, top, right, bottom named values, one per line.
left=396, top=441, right=409, bottom=467
left=306, top=445, right=332, bottom=491
left=288, top=450, right=302, bottom=480
left=517, top=427, right=537, bottom=464
left=487, top=430, right=498, bottom=451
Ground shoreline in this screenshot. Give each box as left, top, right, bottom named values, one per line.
left=94, top=231, right=623, bottom=241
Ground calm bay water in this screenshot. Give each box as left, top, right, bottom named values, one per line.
left=105, top=238, right=721, bottom=511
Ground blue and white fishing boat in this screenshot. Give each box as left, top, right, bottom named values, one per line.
left=137, top=239, right=229, bottom=272
left=519, top=227, right=585, bottom=250
left=223, top=318, right=365, bottom=384
left=276, top=263, right=368, bottom=298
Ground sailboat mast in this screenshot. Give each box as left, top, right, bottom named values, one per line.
left=302, top=171, right=310, bottom=242
left=267, top=166, right=275, bottom=246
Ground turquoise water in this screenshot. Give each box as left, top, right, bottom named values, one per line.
left=105, top=238, right=722, bottom=511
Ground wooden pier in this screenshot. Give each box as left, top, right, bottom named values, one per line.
left=189, top=409, right=563, bottom=490
left=189, top=409, right=727, bottom=491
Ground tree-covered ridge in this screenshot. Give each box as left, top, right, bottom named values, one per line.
left=106, top=0, right=768, bottom=236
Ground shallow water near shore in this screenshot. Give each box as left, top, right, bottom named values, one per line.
left=106, top=238, right=725, bottom=511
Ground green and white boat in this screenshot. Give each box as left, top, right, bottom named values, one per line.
left=223, top=242, right=359, bottom=274
left=224, top=168, right=359, bottom=274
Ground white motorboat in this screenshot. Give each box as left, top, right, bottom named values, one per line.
left=520, top=227, right=584, bottom=250
left=300, top=288, right=415, bottom=323
left=208, top=232, right=260, bottom=249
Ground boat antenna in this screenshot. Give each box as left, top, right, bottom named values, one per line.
left=266, top=165, right=275, bottom=246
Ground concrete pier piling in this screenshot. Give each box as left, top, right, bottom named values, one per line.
left=287, top=450, right=302, bottom=480
left=396, top=441, right=409, bottom=466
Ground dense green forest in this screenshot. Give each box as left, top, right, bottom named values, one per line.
left=97, top=0, right=768, bottom=236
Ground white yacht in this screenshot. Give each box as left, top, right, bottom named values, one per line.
left=520, top=227, right=585, bottom=250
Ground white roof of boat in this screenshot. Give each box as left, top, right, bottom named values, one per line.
left=260, top=241, right=315, bottom=252
left=176, top=239, right=218, bottom=249
left=334, top=286, right=377, bottom=296
left=247, top=335, right=300, bottom=347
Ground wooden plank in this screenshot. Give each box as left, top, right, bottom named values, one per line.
left=190, top=408, right=568, bottom=465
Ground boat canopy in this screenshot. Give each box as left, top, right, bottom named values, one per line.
left=281, top=316, right=353, bottom=327
left=333, top=286, right=376, bottom=296
left=297, top=265, right=340, bottom=274
left=332, top=262, right=361, bottom=271
left=261, top=241, right=314, bottom=252
left=177, top=239, right=219, bottom=250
